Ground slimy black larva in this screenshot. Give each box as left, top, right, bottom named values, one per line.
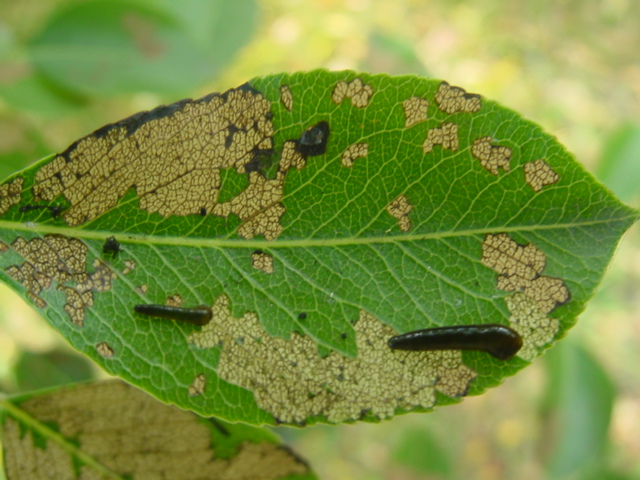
left=134, top=304, right=212, bottom=326
left=388, top=324, right=523, bottom=360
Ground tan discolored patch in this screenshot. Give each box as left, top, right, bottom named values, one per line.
left=3, top=381, right=309, bottom=480
left=422, top=122, right=459, bottom=153
left=482, top=233, right=570, bottom=359
left=96, top=341, right=115, bottom=358
left=331, top=78, right=374, bottom=108
left=135, top=284, right=149, bottom=295
left=403, top=96, right=430, bottom=128
left=472, top=137, right=512, bottom=175
left=386, top=194, right=413, bottom=232
left=212, top=171, right=286, bottom=240
left=341, top=143, right=368, bottom=168
left=89, top=259, right=116, bottom=292
left=505, top=293, right=560, bottom=361
left=523, top=159, right=560, bottom=192
left=189, top=373, right=207, bottom=396
left=225, top=442, right=309, bottom=479
left=501, top=275, right=569, bottom=315
left=58, top=285, right=93, bottom=326
left=0, top=241, right=8, bottom=253
left=122, top=259, right=136, bottom=275
left=482, top=233, right=570, bottom=313
left=3, top=419, right=75, bottom=479
left=167, top=293, right=183, bottom=307
left=252, top=250, right=274, bottom=274
left=0, top=177, right=23, bottom=216
left=189, top=295, right=477, bottom=424
left=4, top=235, right=115, bottom=326
left=32, top=86, right=276, bottom=228
left=434, top=81, right=481, bottom=114
left=279, top=85, right=293, bottom=111
left=278, top=141, right=306, bottom=172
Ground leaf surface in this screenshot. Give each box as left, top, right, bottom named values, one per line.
left=0, top=380, right=314, bottom=479
left=0, top=70, right=636, bottom=425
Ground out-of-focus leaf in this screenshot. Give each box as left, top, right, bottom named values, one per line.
left=12, top=349, right=94, bottom=392
left=580, top=468, right=636, bottom=480
left=363, top=30, right=428, bottom=75
left=28, top=0, right=258, bottom=97
left=392, top=426, right=452, bottom=477
left=0, top=70, right=86, bottom=117
left=0, top=117, right=54, bottom=178
left=596, top=123, right=640, bottom=205
left=0, top=380, right=316, bottom=480
left=542, top=340, right=615, bottom=478
left=147, top=0, right=259, bottom=71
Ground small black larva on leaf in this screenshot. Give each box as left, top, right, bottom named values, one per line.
left=134, top=304, right=212, bottom=326
left=102, top=236, right=122, bottom=255
left=295, top=121, right=330, bottom=157
left=388, top=324, right=523, bottom=360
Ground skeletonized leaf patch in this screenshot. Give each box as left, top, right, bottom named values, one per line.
left=1, top=380, right=315, bottom=480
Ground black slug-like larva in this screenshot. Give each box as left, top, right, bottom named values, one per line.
left=134, top=304, right=212, bottom=326
left=388, top=324, right=523, bottom=360
left=296, top=121, right=330, bottom=157
left=103, top=236, right=122, bottom=256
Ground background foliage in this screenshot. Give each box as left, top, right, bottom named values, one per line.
left=0, top=0, right=639, bottom=478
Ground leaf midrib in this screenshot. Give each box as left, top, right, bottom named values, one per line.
left=0, top=212, right=636, bottom=250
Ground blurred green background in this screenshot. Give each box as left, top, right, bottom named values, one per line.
left=1, top=0, right=639, bottom=479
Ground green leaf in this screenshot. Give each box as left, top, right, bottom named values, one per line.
left=28, top=0, right=259, bottom=97
left=392, top=425, right=452, bottom=476
left=596, top=123, right=640, bottom=205
left=0, top=70, right=637, bottom=426
left=11, top=349, right=94, bottom=392
left=0, top=380, right=315, bottom=480
left=542, top=340, right=615, bottom=478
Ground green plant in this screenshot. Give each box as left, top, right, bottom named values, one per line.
left=0, top=68, right=637, bottom=479
left=2, top=1, right=640, bottom=479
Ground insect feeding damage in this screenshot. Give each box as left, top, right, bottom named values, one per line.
left=279, top=85, right=293, bottom=111
left=341, top=143, right=368, bottom=168
left=482, top=233, right=570, bottom=360
left=251, top=250, right=274, bottom=274
left=0, top=177, right=23, bottom=216
left=96, top=341, right=114, bottom=358
left=189, top=374, right=206, bottom=397
left=331, top=78, right=374, bottom=108
left=523, top=159, right=560, bottom=192
left=434, top=81, right=482, bottom=114
left=2, top=381, right=309, bottom=480
left=189, top=295, right=477, bottom=424
left=27, top=82, right=337, bottom=241
left=472, top=137, right=512, bottom=176
left=386, top=194, right=413, bottom=232
left=422, top=122, right=459, bottom=153
left=402, top=96, right=430, bottom=128
left=31, top=85, right=285, bottom=238
left=2, top=235, right=115, bottom=326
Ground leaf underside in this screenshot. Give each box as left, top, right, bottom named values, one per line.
left=0, top=70, right=636, bottom=426
left=1, top=380, right=315, bottom=479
